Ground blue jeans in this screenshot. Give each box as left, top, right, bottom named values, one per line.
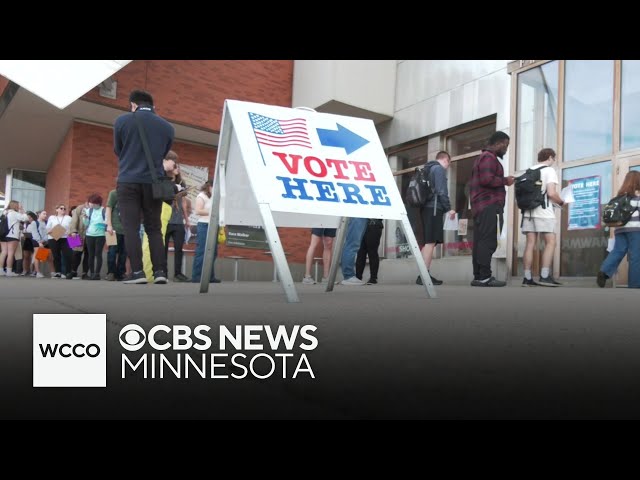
left=191, top=222, right=218, bottom=282
left=340, top=217, right=368, bottom=279
left=600, top=231, right=640, bottom=288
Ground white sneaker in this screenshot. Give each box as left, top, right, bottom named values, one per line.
left=36, top=273, right=45, bottom=278
left=5, top=271, right=19, bottom=277
left=340, top=276, right=365, bottom=286
left=51, top=272, right=61, bottom=278
left=302, top=275, right=316, bottom=285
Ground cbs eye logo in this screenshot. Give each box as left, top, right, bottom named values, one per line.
left=119, top=324, right=146, bottom=351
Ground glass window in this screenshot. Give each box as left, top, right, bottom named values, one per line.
left=517, top=61, right=559, bottom=170
left=10, top=169, right=46, bottom=213
left=446, top=123, right=495, bottom=157
left=621, top=60, right=640, bottom=151
left=563, top=60, right=614, bottom=162
left=560, top=161, right=612, bottom=276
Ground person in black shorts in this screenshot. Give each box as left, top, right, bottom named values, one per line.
left=302, top=227, right=336, bottom=284
left=416, top=151, right=456, bottom=286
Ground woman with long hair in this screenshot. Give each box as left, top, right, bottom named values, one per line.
left=598, top=170, right=640, bottom=288
left=45, top=203, right=73, bottom=279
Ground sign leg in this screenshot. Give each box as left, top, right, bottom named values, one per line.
left=325, top=216, right=349, bottom=292
left=258, top=203, right=299, bottom=303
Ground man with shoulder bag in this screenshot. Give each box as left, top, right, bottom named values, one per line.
left=114, top=89, right=175, bottom=285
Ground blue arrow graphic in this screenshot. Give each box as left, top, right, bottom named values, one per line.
left=316, top=123, right=369, bottom=155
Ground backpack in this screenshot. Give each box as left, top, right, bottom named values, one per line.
left=602, top=193, right=639, bottom=227
left=515, top=166, right=550, bottom=218
left=0, top=213, right=9, bottom=237
left=405, top=162, right=436, bottom=208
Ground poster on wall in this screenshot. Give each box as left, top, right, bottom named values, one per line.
left=567, top=175, right=601, bottom=230
left=179, top=164, right=209, bottom=236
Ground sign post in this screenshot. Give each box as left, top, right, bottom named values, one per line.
left=200, top=99, right=436, bottom=301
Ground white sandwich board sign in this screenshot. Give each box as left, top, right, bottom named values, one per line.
left=199, top=99, right=436, bottom=302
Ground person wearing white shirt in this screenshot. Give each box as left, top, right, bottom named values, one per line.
left=521, top=148, right=566, bottom=287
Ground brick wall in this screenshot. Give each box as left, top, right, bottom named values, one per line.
left=45, top=126, right=73, bottom=213
left=81, top=60, right=294, bottom=132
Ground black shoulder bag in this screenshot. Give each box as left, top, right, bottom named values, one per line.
left=133, top=112, right=176, bottom=203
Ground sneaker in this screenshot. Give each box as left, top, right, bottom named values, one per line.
left=20, top=271, right=29, bottom=276
left=123, top=271, right=148, bottom=284
left=66, top=272, right=75, bottom=280
left=51, top=272, right=62, bottom=278
left=320, top=277, right=328, bottom=284
left=366, top=278, right=378, bottom=285
left=416, top=274, right=443, bottom=286
left=81, top=273, right=89, bottom=280
left=36, top=272, right=45, bottom=278
left=5, top=271, right=19, bottom=277
left=471, top=276, right=506, bottom=287
left=174, top=273, right=189, bottom=282
left=91, top=273, right=101, bottom=280
left=153, top=271, right=168, bottom=284
left=105, top=273, right=115, bottom=281
left=30, top=271, right=37, bottom=277
left=340, top=276, right=365, bottom=286
left=522, top=277, right=538, bottom=287
left=538, top=275, right=562, bottom=287
left=302, top=275, right=316, bottom=285
left=209, top=278, right=221, bottom=283
left=597, top=271, right=608, bottom=288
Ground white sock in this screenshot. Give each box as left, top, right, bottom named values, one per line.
left=524, top=270, right=532, bottom=280
left=541, top=267, right=550, bottom=278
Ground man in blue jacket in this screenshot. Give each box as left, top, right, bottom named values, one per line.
left=114, top=89, right=174, bottom=285
left=416, top=151, right=456, bottom=286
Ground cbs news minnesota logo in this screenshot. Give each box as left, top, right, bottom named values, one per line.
left=33, top=314, right=106, bottom=387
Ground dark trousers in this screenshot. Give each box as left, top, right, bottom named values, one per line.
left=356, top=224, right=383, bottom=280
left=165, top=223, right=185, bottom=276
left=71, top=243, right=89, bottom=275
left=49, top=237, right=73, bottom=274
left=472, top=204, right=503, bottom=280
left=86, top=235, right=106, bottom=276
left=107, top=233, right=127, bottom=278
left=117, top=183, right=166, bottom=274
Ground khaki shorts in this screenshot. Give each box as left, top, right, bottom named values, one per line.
left=521, top=217, right=555, bottom=233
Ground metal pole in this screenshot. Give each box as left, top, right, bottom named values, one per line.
left=399, top=213, right=436, bottom=298
left=325, top=216, right=349, bottom=292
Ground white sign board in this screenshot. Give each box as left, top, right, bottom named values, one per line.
left=223, top=100, right=406, bottom=227
left=200, top=100, right=437, bottom=301
left=0, top=60, right=132, bottom=109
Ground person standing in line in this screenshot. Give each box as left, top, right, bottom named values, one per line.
left=302, top=228, right=336, bottom=285
left=29, top=210, right=49, bottom=278
left=469, top=131, right=515, bottom=287
left=597, top=170, right=640, bottom=288
left=69, top=200, right=90, bottom=279
left=0, top=200, right=29, bottom=277
left=521, top=148, right=566, bottom=287
left=164, top=158, right=190, bottom=282
left=45, top=203, right=73, bottom=279
left=355, top=218, right=384, bottom=285
left=415, top=151, right=456, bottom=286
left=83, top=194, right=107, bottom=280
left=191, top=180, right=220, bottom=283
left=105, top=187, right=127, bottom=281
left=114, top=89, right=174, bottom=285
left=339, top=217, right=369, bottom=285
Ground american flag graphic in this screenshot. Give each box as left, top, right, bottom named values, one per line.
left=249, top=112, right=312, bottom=149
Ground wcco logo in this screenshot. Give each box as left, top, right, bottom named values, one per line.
left=33, top=314, right=106, bottom=387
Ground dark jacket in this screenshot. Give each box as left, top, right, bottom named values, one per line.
left=114, top=106, right=174, bottom=184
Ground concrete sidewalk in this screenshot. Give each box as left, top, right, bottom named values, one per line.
left=1, top=276, right=639, bottom=419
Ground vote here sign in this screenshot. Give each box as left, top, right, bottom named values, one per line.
left=224, top=100, right=405, bottom=223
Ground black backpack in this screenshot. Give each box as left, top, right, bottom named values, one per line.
left=602, top=193, right=638, bottom=227
left=0, top=213, right=9, bottom=237
left=515, top=166, right=550, bottom=217
left=405, top=162, right=436, bottom=208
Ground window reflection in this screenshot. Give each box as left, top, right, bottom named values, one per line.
left=563, top=60, right=614, bottom=162
left=517, top=61, right=558, bottom=170
left=621, top=60, right=640, bottom=151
